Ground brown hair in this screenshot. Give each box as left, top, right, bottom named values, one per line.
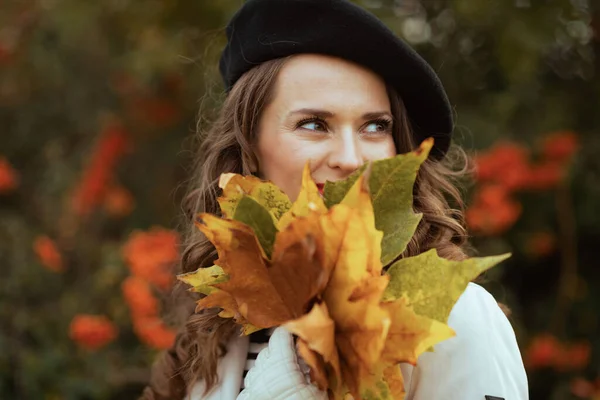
left=140, top=56, right=471, bottom=400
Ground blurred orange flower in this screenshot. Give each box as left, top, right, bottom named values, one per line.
left=526, top=333, right=591, bottom=371
left=556, top=342, right=591, bottom=371
left=570, top=377, right=600, bottom=399
left=132, top=316, right=176, bottom=350
left=525, top=334, right=561, bottom=369
left=474, top=142, right=531, bottom=190
left=524, top=162, right=565, bottom=190
left=466, top=185, right=522, bottom=235
left=527, top=232, right=556, bottom=257
left=122, top=276, right=159, bottom=317
left=542, top=131, right=579, bottom=163
left=128, top=96, right=181, bottom=128
left=104, top=185, right=135, bottom=217
left=122, top=227, right=179, bottom=290
left=33, top=235, right=64, bottom=273
left=72, top=122, right=130, bottom=216
left=69, top=314, right=118, bottom=350
left=0, top=157, right=19, bottom=194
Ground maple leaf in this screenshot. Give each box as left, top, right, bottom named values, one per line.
left=177, top=265, right=227, bottom=295
left=193, top=215, right=289, bottom=328
left=218, top=172, right=291, bottom=222
left=380, top=297, right=455, bottom=365
left=383, top=365, right=405, bottom=399
left=177, top=140, right=510, bottom=400
left=297, top=337, right=330, bottom=390
left=285, top=302, right=341, bottom=386
left=233, top=196, right=277, bottom=258
left=383, top=249, right=511, bottom=323
left=339, top=171, right=383, bottom=277
left=191, top=209, right=334, bottom=331
left=277, top=163, right=327, bottom=231
left=310, top=183, right=393, bottom=398
left=196, top=288, right=261, bottom=334
left=325, top=139, right=433, bottom=266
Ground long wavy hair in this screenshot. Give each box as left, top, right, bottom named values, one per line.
left=140, top=56, right=472, bottom=400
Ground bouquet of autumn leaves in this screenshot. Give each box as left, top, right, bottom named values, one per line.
left=178, top=139, right=509, bottom=400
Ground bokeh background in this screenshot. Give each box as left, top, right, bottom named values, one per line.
left=1, top=0, right=599, bottom=399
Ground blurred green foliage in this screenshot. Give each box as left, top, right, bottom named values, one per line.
left=0, top=0, right=599, bottom=399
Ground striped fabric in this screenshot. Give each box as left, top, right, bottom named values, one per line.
left=240, top=329, right=272, bottom=391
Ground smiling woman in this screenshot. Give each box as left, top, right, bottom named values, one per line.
left=139, top=0, right=528, bottom=399
left=255, top=54, right=397, bottom=201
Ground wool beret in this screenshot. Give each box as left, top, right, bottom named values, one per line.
left=219, top=0, right=453, bottom=158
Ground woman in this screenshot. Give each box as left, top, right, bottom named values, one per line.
left=142, top=0, right=529, bottom=399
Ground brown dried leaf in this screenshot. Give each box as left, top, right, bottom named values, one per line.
left=285, top=302, right=341, bottom=382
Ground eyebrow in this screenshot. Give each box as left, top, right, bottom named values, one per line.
left=287, top=108, right=393, bottom=120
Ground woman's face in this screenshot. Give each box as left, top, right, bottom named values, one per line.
left=255, top=54, right=397, bottom=201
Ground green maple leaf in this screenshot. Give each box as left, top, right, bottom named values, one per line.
left=324, top=139, right=432, bottom=266
left=383, top=249, right=511, bottom=323
left=233, top=195, right=277, bottom=258
left=323, top=166, right=366, bottom=208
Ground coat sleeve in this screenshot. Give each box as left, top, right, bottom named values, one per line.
left=400, top=283, right=529, bottom=400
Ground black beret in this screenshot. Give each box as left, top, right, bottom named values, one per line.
left=219, top=0, right=453, bottom=158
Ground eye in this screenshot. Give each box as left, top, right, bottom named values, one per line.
left=363, top=118, right=392, bottom=135
left=297, top=118, right=328, bottom=132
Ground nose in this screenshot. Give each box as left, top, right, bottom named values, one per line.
left=327, top=130, right=363, bottom=173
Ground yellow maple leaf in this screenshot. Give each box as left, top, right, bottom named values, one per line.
left=380, top=297, right=455, bottom=365
left=383, top=249, right=511, bottom=323
left=285, top=302, right=341, bottom=384
left=383, top=365, right=405, bottom=399
left=177, top=265, right=227, bottom=295
left=339, top=171, right=383, bottom=277
left=277, top=163, right=327, bottom=231
left=217, top=172, right=291, bottom=222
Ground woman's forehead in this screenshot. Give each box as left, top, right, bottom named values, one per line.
left=272, top=54, right=391, bottom=111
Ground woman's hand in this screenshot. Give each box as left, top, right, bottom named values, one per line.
left=237, top=326, right=328, bottom=400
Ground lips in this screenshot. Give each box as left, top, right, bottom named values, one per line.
left=316, top=183, right=325, bottom=195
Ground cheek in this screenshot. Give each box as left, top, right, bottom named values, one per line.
left=257, top=135, right=319, bottom=200
left=364, top=136, right=397, bottom=161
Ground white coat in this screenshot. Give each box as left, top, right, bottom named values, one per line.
left=190, top=283, right=529, bottom=400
